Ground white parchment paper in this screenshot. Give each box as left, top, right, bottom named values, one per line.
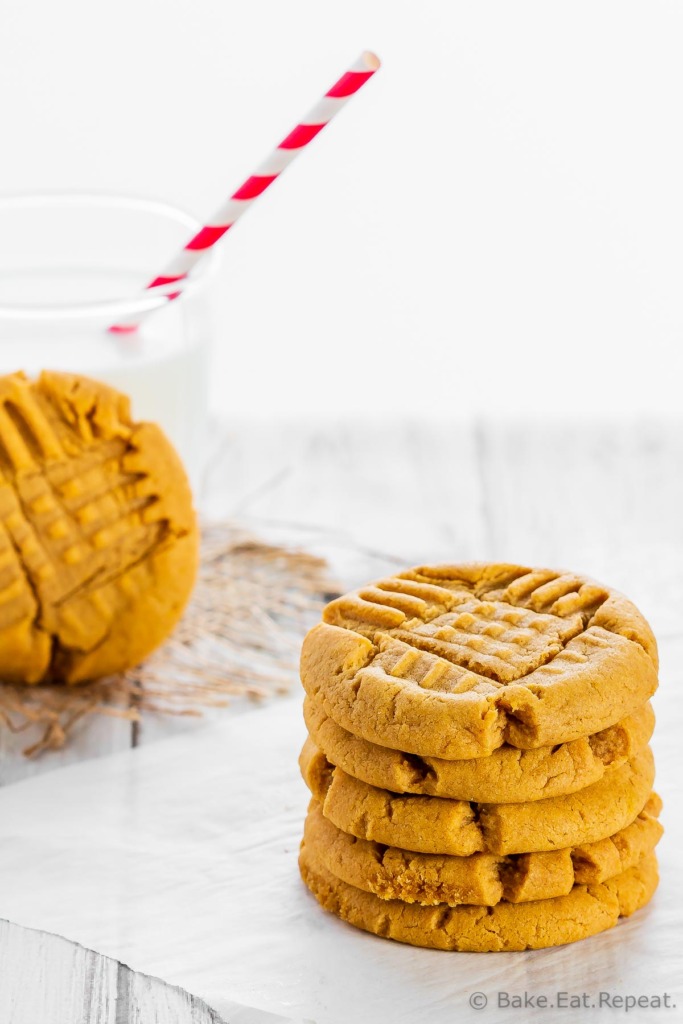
left=1, top=692, right=680, bottom=1024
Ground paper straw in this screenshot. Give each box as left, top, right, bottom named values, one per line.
left=110, top=51, right=380, bottom=333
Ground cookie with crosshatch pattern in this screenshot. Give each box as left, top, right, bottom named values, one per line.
left=303, top=793, right=662, bottom=906
left=300, top=563, right=658, bottom=758
left=299, top=842, right=659, bottom=951
left=300, top=738, right=655, bottom=855
left=0, top=371, right=198, bottom=683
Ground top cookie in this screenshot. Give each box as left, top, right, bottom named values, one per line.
left=0, top=371, right=198, bottom=683
left=300, top=563, right=658, bottom=758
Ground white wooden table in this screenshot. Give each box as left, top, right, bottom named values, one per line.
left=2, top=417, right=682, bottom=1022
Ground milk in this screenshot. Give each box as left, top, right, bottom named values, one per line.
left=0, top=196, right=219, bottom=496
left=0, top=267, right=211, bottom=491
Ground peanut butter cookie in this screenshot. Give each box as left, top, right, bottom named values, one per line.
left=303, top=794, right=662, bottom=906
left=304, top=695, right=654, bottom=803
left=0, top=371, right=198, bottom=683
left=301, top=564, right=658, bottom=758
left=300, top=740, right=655, bottom=855
left=299, top=843, right=659, bottom=951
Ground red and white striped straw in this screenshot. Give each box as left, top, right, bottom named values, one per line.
left=110, top=51, right=380, bottom=333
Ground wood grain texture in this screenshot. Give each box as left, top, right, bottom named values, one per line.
left=0, top=919, right=225, bottom=1024
left=2, top=415, right=681, bottom=1022
left=202, top=419, right=489, bottom=564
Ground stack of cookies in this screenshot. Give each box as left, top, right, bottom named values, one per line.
left=298, top=563, right=661, bottom=951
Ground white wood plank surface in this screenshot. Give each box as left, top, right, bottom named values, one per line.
left=0, top=919, right=225, bottom=1024
left=202, top=419, right=489, bottom=565
left=476, top=419, right=683, bottom=637
left=2, top=416, right=682, bottom=1023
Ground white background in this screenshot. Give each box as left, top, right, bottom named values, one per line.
left=2, top=1, right=683, bottom=417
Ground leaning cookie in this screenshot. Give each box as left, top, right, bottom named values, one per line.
left=304, top=696, right=654, bottom=803
left=299, top=843, right=659, bottom=951
left=303, top=794, right=662, bottom=906
left=301, top=564, right=658, bottom=758
left=0, top=371, right=198, bottom=683
left=300, top=740, right=655, bottom=855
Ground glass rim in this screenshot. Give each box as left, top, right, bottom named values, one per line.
left=0, top=191, right=220, bottom=322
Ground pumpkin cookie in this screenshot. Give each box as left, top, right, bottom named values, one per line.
left=304, top=696, right=654, bottom=803
left=303, top=793, right=662, bottom=906
left=300, top=564, right=658, bottom=758
left=300, top=740, right=655, bottom=855
left=299, top=843, right=659, bottom=951
left=0, top=371, right=198, bottom=683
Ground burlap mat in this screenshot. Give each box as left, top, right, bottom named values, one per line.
left=0, top=522, right=339, bottom=757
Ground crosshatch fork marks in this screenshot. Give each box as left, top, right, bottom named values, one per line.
left=324, top=567, right=611, bottom=689
left=0, top=371, right=195, bottom=684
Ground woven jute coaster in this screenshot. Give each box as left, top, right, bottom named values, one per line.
left=0, top=522, right=339, bottom=757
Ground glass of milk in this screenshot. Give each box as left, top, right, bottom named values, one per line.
left=0, top=194, right=219, bottom=492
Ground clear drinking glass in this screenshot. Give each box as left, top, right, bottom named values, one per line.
left=0, top=194, right=219, bottom=491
